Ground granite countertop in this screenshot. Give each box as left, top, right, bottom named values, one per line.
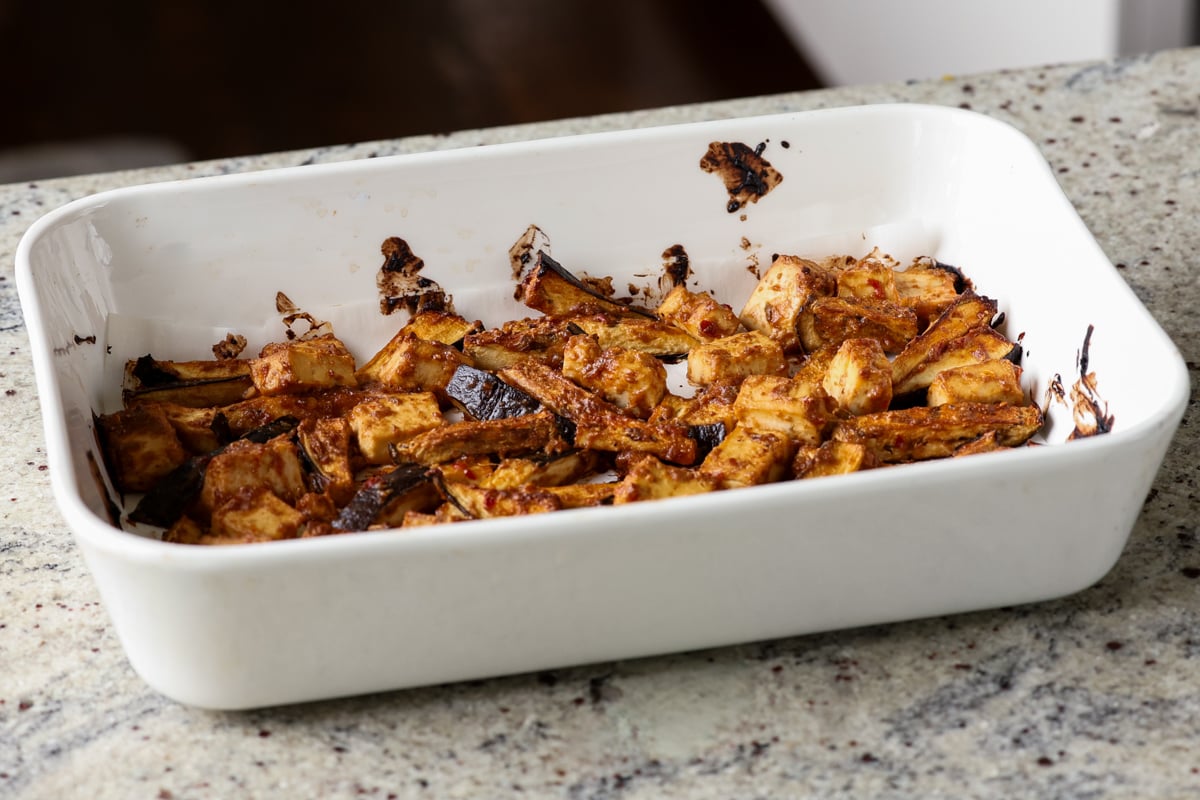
left=1, top=49, right=1198, bottom=799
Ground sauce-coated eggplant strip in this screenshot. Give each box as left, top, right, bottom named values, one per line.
left=332, top=464, right=431, bottom=532
left=443, top=364, right=542, bottom=421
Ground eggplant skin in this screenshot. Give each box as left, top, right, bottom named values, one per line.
left=443, top=365, right=542, bottom=421
left=332, top=464, right=431, bottom=532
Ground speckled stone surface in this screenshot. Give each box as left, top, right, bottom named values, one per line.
left=2, top=49, right=1198, bottom=799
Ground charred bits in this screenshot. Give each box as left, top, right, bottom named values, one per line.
left=700, top=141, right=783, bottom=214
left=1068, top=325, right=1115, bottom=439
left=661, top=244, right=691, bottom=292
left=377, top=236, right=450, bottom=316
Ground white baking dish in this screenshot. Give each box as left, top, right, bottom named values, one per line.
left=16, top=104, right=1188, bottom=710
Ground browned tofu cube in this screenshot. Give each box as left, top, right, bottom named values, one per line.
left=398, top=310, right=483, bottom=345
left=98, top=404, right=189, bottom=493
left=356, top=331, right=468, bottom=391
left=738, top=255, right=835, bottom=352
left=821, top=338, right=893, bottom=416
left=836, top=260, right=901, bottom=305
left=210, top=487, right=305, bottom=542
left=793, top=441, right=877, bottom=479
left=656, top=285, right=742, bottom=342
left=686, top=330, right=787, bottom=387
left=895, top=259, right=965, bottom=329
left=612, top=457, right=718, bottom=504
left=348, top=392, right=444, bottom=464
left=249, top=335, right=357, bottom=396
left=927, top=359, right=1026, bottom=406
left=561, top=335, right=667, bottom=419
left=733, top=374, right=836, bottom=446
left=199, top=436, right=307, bottom=515
left=699, top=426, right=795, bottom=489
left=798, top=297, right=918, bottom=354
left=648, top=380, right=740, bottom=432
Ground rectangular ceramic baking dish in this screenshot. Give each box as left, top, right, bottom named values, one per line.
left=16, top=104, right=1188, bottom=710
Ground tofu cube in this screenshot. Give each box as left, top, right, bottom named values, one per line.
left=356, top=332, right=468, bottom=391
left=686, top=330, right=786, bottom=387
left=798, top=297, right=919, bottom=354
left=210, top=487, right=305, bottom=542
left=733, top=374, right=836, bottom=446
left=348, top=392, right=444, bottom=464
left=612, top=457, right=718, bottom=504
left=738, top=255, right=835, bottom=352
left=699, top=426, right=795, bottom=489
left=98, top=404, right=189, bottom=493
left=561, top=335, right=667, bottom=418
left=822, top=338, right=893, bottom=416
left=249, top=335, right=357, bottom=395
left=793, top=441, right=877, bottom=479
left=200, top=436, right=307, bottom=515
left=837, top=261, right=901, bottom=305
left=656, top=285, right=742, bottom=342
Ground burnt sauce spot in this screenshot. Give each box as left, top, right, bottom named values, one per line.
left=699, top=141, right=783, bottom=214
left=275, top=292, right=334, bottom=340
left=212, top=332, right=247, bottom=360
left=377, top=236, right=451, bottom=316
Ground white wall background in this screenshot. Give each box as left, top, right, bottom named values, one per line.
left=761, top=0, right=1193, bottom=86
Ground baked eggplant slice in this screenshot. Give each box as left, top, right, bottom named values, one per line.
left=499, top=360, right=698, bottom=465
left=394, top=410, right=569, bottom=466
left=442, top=364, right=542, bottom=421
left=431, top=472, right=562, bottom=519
left=891, top=327, right=1019, bottom=397
left=890, top=291, right=999, bottom=388
left=461, top=315, right=579, bottom=370
left=123, top=355, right=252, bottom=408
left=831, top=402, right=1043, bottom=462
left=332, top=464, right=434, bottom=532
left=519, top=251, right=655, bottom=319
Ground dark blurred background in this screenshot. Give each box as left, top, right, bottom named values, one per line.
left=0, top=0, right=823, bottom=181
left=4, top=1, right=1193, bottom=182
